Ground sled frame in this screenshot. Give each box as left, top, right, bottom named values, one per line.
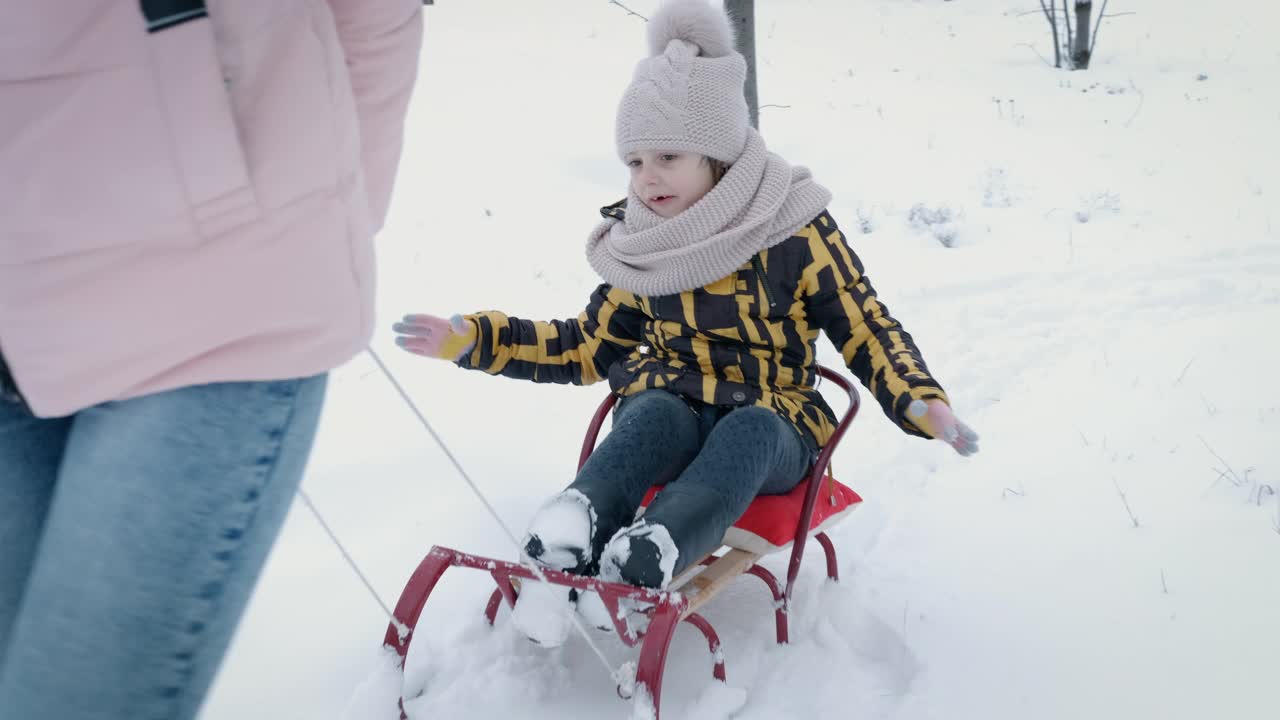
left=383, top=366, right=859, bottom=719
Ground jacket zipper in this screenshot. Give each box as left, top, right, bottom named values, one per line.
left=751, top=254, right=777, bottom=309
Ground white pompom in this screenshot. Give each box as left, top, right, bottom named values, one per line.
left=646, top=0, right=737, bottom=58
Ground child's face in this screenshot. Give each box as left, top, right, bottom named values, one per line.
left=625, top=150, right=715, bottom=218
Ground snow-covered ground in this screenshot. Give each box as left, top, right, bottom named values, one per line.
left=202, top=1, right=1280, bottom=718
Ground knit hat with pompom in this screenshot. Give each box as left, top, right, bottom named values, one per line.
left=615, top=0, right=749, bottom=165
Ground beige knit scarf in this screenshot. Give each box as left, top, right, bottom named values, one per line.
left=585, top=129, right=832, bottom=297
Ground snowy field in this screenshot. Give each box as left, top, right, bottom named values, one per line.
left=203, top=1, right=1280, bottom=718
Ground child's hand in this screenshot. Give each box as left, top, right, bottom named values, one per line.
left=392, top=314, right=477, bottom=361
left=908, top=399, right=980, bottom=456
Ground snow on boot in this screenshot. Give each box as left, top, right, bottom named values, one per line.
left=522, top=489, right=596, bottom=573
left=574, top=587, right=616, bottom=632
left=510, top=490, right=596, bottom=647
left=510, top=580, right=573, bottom=647
left=599, top=520, right=679, bottom=589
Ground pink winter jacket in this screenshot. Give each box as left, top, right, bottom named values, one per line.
left=0, top=1, right=423, bottom=417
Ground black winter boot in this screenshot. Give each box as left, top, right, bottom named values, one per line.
left=598, top=520, right=679, bottom=589
left=521, top=489, right=596, bottom=574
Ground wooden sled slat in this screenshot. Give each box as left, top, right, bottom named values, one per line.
left=675, top=548, right=762, bottom=620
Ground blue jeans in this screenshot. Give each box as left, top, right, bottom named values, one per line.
left=571, top=389, right=812, bottom=577
left=0, top=374, right=327, bottom=720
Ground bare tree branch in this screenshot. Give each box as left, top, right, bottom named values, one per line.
left=1090, top=0, right=1112, bottom=55
left=1037, top=0, right=1055, bottom=24
left=1039, top=0, right=1062, bottom=67
left=1207, top=467, right=1232, bottom=492
left=1124, top=77, right=1145, bottom=127
left=1112, top=477, right=1140, bottom=528
left=1061, top=1, right=1074, bottom=65
left=608, top=0, right=648, bottom=21
left=1257, top=484, right=1275, bottom=506
left=1173, top=358, right=1194, bottom=386
left=1016, top=42, right=1055, bottom=68
left=1199, top=435, right=1245, bottom=486
left=1020, top=6, right=1132, bottom=20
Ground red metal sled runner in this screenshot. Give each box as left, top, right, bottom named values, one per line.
left=383, top=366, right=862, bottom=719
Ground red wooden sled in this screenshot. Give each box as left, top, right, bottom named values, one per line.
left=383, top=365, right=862, bottom=718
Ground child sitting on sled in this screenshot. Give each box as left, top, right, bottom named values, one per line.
left=394, top=0, right=977, bottom=638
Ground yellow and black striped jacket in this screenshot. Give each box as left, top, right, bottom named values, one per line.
left=459, top=205, right=949, bottom=451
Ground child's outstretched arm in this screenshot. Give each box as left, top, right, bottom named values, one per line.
left=393, top=284, right=647, bottom=386
left=801, top=218, right=979, bottom=455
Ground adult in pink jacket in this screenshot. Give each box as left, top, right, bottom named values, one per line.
left=0, top=2, right=423, bottom=718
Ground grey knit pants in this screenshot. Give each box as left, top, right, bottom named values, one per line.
left=568, top=389, right=811, bottom=578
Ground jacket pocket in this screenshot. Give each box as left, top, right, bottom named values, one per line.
left=0, top=7, right=257, bottom=263
left=142, top=13, right=261, bottom=239
left=693, top=268, right=751, bottom=342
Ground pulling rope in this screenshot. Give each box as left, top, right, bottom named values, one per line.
left=304, top=346, right=627, bottom=688
left=297, top=488, right=406, bottom=638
